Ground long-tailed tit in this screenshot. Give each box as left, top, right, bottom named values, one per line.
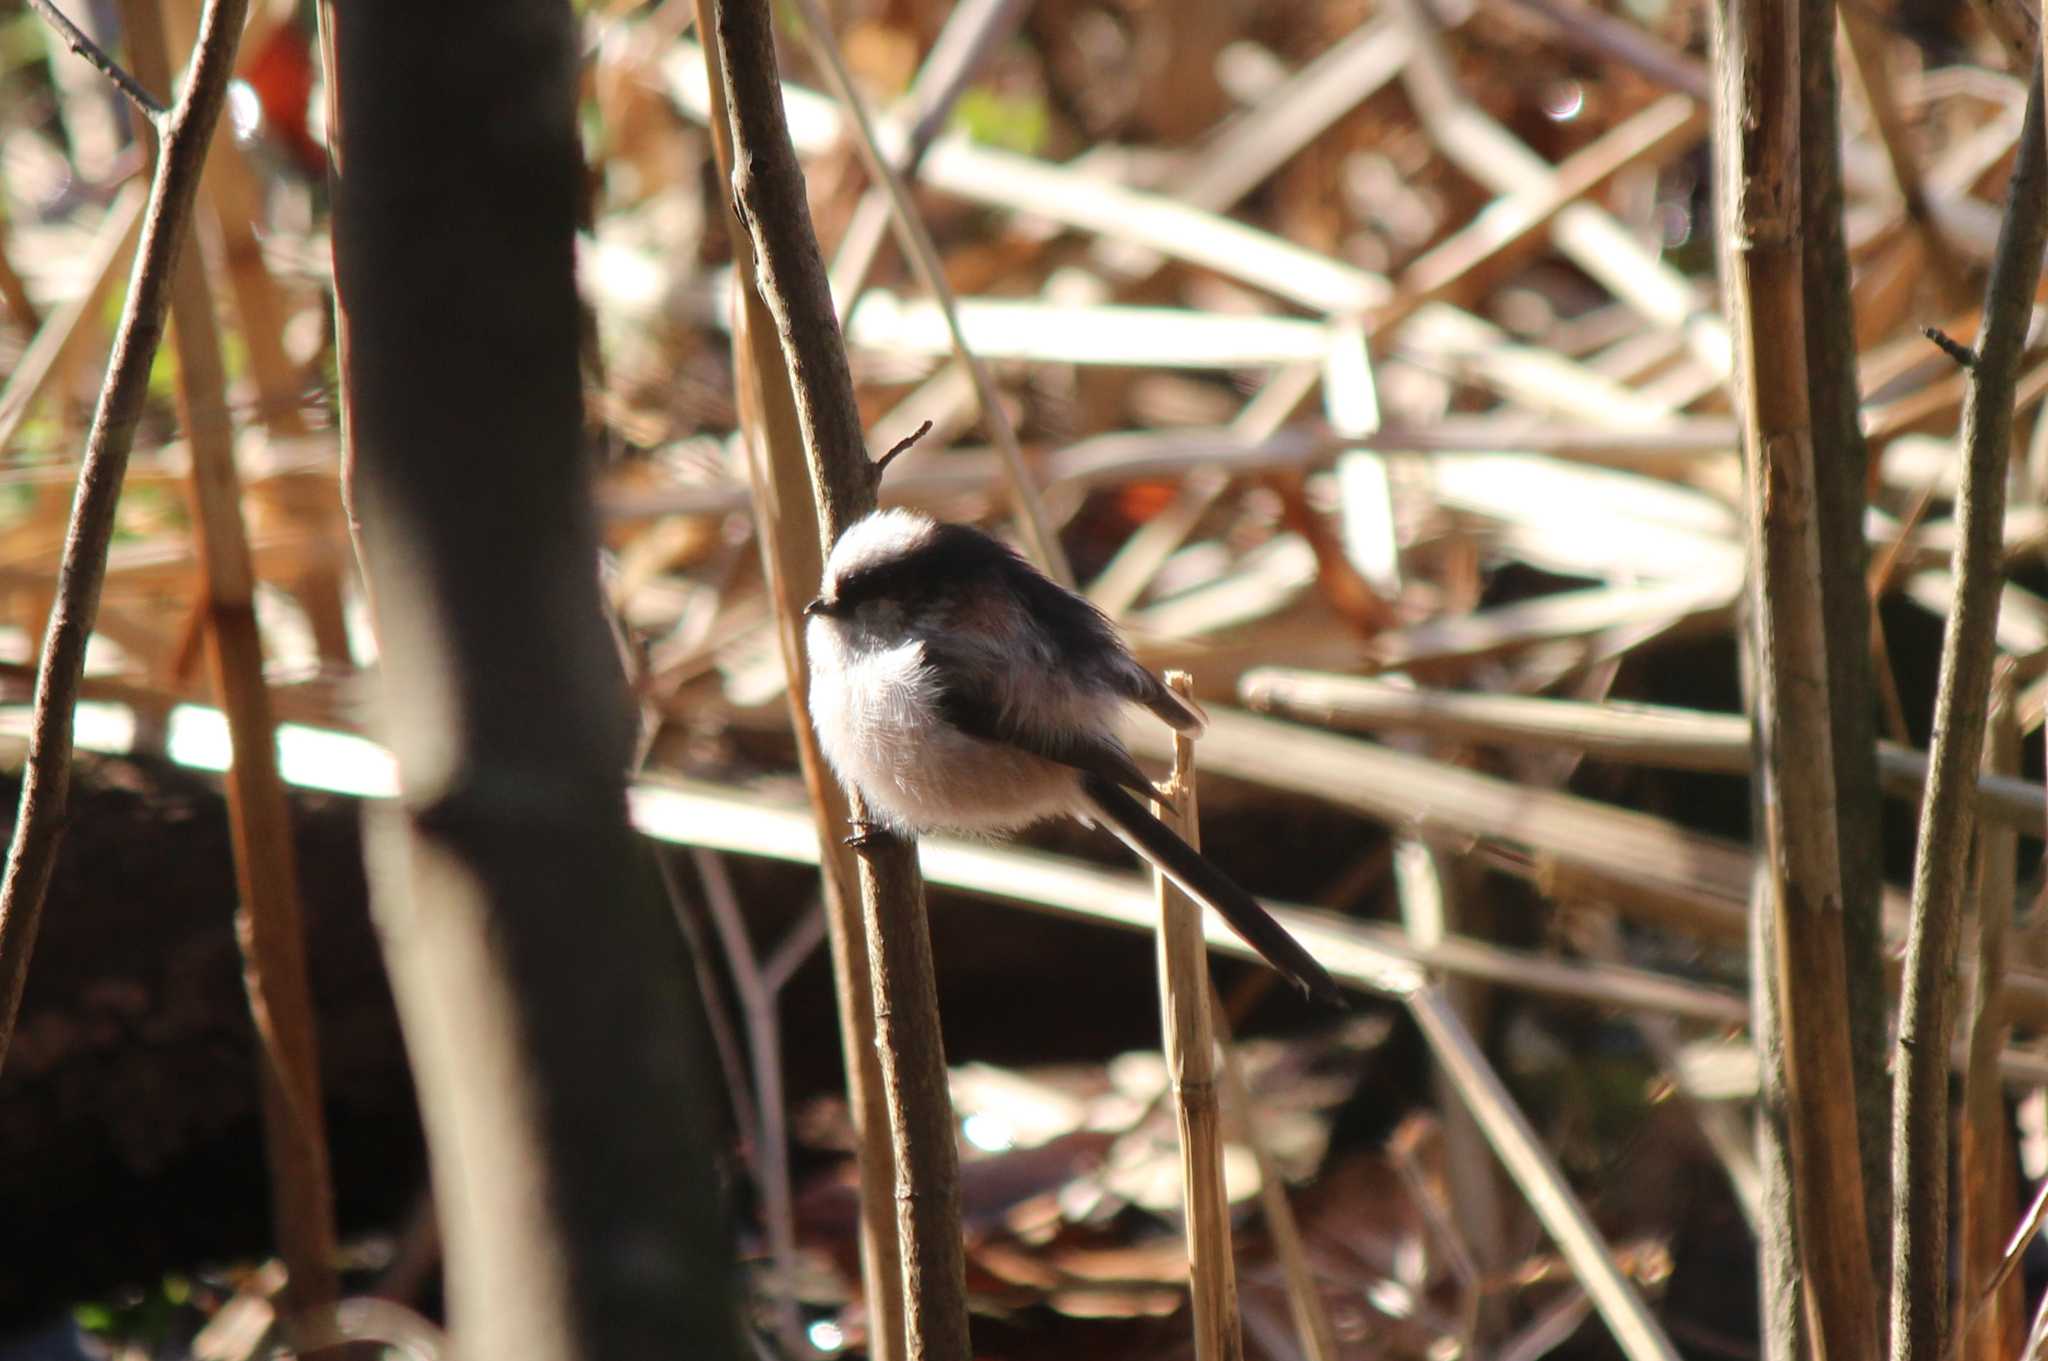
left=804, top=508, right=1344, bottom=1006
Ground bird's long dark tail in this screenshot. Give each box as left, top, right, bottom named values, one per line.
left=1081, top=774, right=1346, bottom=1008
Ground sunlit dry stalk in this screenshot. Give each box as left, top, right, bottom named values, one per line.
left=1150, top=671, right=1242, bottom=1361
left=1715, top=0, right=1880, bottom=1353
left=783, top=0, right=1070, bottom=586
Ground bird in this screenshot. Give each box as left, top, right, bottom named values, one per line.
left=803, top=507, right=1344, bottom=1006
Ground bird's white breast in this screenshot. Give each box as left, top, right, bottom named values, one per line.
left=806, top=614, right=1082, bottom=835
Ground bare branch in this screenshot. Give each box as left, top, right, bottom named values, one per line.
left=27, top=0, right=166, bottom=121
left=0, top=0, right=250, bottom=1069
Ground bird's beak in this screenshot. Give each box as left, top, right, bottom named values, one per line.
left=804, top=597, right=830, bottom=617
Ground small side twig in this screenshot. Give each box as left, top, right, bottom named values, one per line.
left=1926, top=326, right=1982, bottom=370
left=873, top=419, right=934, bottom=480
left=0, top=0, right=250, bottom=1070
left=28, top=0, right=166, bottom=120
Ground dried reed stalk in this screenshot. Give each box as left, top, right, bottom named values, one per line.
left=784, top=0, right=1069, bottom=586
left=1406, top=984, right=1681, bottom=1361
left=1212, top=988, right=1338, bottom=1361
left=117, top=0, right=338, bottom=1318
left=1151, top=671, right=1242, bottom=1361
left=1239, top=670, right=2047, bottom=833
left=0, top=182, right=145, bottom=452
left=1717, top=1, right=1880, bottom=1354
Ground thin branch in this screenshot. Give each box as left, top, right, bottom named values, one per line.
left=690, top=0, right=907, bottom=1350
left=0, top=0, right=250, bottom=1069
left=1889, top=61, right=2048, bottom=1361
left=27, top=0, right=167, bottom=120
left=1927, top=326, right=1982, bottom=369
left=873, top=419, right=934, bottom=480
left=708, top=0, right=971, bottom=1356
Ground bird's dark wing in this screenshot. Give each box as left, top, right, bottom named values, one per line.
left=1081, top=774, right=1345, bottom=1006
left=926, top=649, right=1161, bottom=802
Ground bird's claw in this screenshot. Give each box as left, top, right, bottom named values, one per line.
left=843, top=821, right=890, bottom=852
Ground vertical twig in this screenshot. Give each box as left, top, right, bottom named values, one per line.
left=0, top=0, right=245, bottom=1069
left=1152, top=670, right=1242, bottom=1361
left=1800, top=0, right=1892, bottom=1269
left=1958, top=665, right=2021, bottom=1361
left=693, top=848, right=804, bottom=1357
left=688, top=3, right=908, bottom=1353
left=1715, top=0, right=1881, bottom=1355
left=1213, top=986, right=1339, bottom=1361
left=115, top=0, right=339, bottom=1322
left=709, top=0, right=972, bottom=1357
left=1889, top=64, right=2048, bottom=1361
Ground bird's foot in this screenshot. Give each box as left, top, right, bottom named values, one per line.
left=843, top=821, right=893, bottom=852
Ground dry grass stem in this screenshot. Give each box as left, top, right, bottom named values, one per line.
left=1149, top=670, right=1242, bottom=1361
left=1717, top=0, right=1879, bottom=1349
left=1406, top=984, right=1681, bottom=1361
